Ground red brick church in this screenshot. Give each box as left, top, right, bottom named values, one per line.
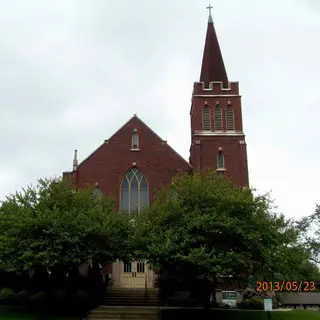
left=63, top=10, right=249, bottom=289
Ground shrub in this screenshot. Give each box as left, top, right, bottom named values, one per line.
left=73, top=290, right=91, bottom=314
left=166, top=296, right=198, bottom=307
left=30, top=291, right=48, bottom=303
left=51, top=289, right=91, bottom=317
left=74, top=290, right=88, bottom=303
left=237, top=297, right=264, bottom=310
left=209, top=300, right=221, bottom=308
left=0, top=288, right=32, bottom=305
left=221, top=302, right=238, bottom=309
left=243, top=287, right=275, bottom=300
left=15, top=289, right=30, bottom=304
left=53, top=288, right=68, bottom=304
left=0, top=288, right=15, bottom=300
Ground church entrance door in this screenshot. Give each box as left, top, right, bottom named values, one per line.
left=121, top=260, right=146, bottom=288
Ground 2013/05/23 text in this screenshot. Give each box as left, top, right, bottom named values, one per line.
left=256, top=281, right=317, bottom=292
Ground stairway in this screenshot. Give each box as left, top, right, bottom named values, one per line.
left=104, top=288, right=159, bottom=306
left=87, top=288, right=160, bottom=319
left=87, top=306, right=159, bottom=320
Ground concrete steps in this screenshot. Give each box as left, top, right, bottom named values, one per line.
left=87, top=306, right=159, bottom=320
left=104, top=288, right=159, bottom=306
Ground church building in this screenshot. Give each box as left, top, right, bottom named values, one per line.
left=63, top=9, right=249, bottom=289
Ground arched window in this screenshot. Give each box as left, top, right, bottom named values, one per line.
left=120, top=168, right=148, bottom=214
left=202, top=106, right=211, bottom=130
left=214, top=105, right=223, bottom=131
left=92, top=187, right=104, bottom=199
left=123, top=262, right=132, bottom=273
left=131, top=133, right=139, bottom=149
left=217, top=151, right=224, bottom=169
left=137, top=260, right=145, bottom=273
left=226, top=105, right=235, bottom=131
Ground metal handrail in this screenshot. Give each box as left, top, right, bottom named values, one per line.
left=144, top=272, right=148, bottom=304
left=157, top=273, right=160, bottom=320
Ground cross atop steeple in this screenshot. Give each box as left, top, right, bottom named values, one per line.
left=200, top=1, right=228, bottom=86
left=206, top=2, right=213, bottom=23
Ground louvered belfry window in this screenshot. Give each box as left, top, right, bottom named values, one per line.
left=202, top=106, right=211, bottom=130
left=226, top=105, right=235, bottom=131
left=214, top=105, right=223, bottom=131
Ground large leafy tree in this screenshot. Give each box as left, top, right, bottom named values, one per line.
left=297, top=204, right=320, bottom=265
left=133, top=170, right=314, bottom=304
left=0, top=177, right=131, bottom=275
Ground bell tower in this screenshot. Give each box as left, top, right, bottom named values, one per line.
left=189, top=6, right=249, bottom=187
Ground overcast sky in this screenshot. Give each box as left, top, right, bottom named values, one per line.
left=0, top=0, right=319, bottom=220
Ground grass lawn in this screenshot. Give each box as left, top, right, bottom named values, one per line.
left=161, top=309, right=320, bottom=319
left=232, top=310, right=320, bottom=320
left=1, top=306, right=320, bottom=319
left=0, top=306, right=79, bottom=320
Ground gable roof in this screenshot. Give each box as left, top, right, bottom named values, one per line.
left=282, top=292, right=320, bottom=305
left=77, top=114, right=192, bottom=169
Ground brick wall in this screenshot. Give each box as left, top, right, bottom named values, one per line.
left=64, top=116, right=192, bottom=208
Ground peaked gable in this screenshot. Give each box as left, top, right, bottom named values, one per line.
left=78, top=114, right=191, bottom=170
left=66, top=115, right=192, bottom=207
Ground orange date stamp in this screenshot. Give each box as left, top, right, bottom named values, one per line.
left=257, top=281, right=317, bottom=292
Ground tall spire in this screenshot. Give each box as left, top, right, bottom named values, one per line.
left=200, top=3, right=228, bottom=87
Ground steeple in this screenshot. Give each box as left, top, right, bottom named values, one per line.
left=190, top=5, right=249, bottom=188
left=200, top=4, right=228, bottom=87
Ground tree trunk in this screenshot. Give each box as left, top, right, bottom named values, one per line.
left=201, top=280, right=211, bottom=310
left=211, top=279, right=217, bottom=304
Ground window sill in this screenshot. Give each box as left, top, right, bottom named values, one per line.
left=130, top=149, right=140, bottom=151
left=216, top=168, right=226, bottom=172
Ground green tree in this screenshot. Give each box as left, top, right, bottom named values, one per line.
left=0, top=177, right=131, bottom=277
left=297, top=204, right=320, bottom=265
left=133, top=170, right=312, bottom=306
